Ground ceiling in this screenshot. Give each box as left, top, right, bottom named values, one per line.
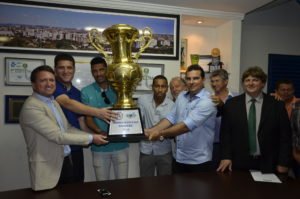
left=115, top=0, right=275, bottom=26
left=119, top=0, right=274, bottom=13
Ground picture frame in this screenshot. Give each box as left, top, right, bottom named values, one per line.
left=136, top=63, right=165, bottom=91
left=5, top=95, right=29, bottom=123
left=0, top=1, right=179, bottom=60
left=5, top=57, right=46, bottom=86
left=72, top=60, right=94, bottom=90
left=180, top=39, right=188, bottom=70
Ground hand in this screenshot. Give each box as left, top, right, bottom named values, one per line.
left=92, top=134, right=108, bottom=145
left=211, top=95, right=224, bottom=107
left=217, top=159, right=232, bottom=172
left=96, top=107, right=119, bottom=123
left=270, top=92, right=283, bottom=101
left=145, top=129, right=161, bottom=141
left=276, top=165, right=289, bottom=174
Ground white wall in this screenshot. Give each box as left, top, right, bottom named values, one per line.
left=216, top=20, right=242, bottom=92
left=0, top=0, right=242, bottom=191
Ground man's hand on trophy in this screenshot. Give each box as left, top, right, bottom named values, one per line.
left=97, top=108, right=119, bottom=123
left=92, top=134, right=108, bottom=145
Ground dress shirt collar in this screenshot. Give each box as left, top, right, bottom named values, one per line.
left=245, top=92, right=263, bottom=104
left=151, top=95, right=170, bottom=108
left=33, top=92, right=54, bottom=103
left=184, top=88, right=206, bottom=101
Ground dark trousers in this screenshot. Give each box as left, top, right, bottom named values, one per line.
left=58, top=149, right=84, bottom=185
left=173, top=160, right=213, bottom=174
left=212, top=143, right=221, bottom=170
left=233, top=155, right=261, bottom=171
left=292, top=159, right=300, bottom=178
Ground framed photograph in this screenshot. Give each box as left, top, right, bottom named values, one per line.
left=72, top=61, right=94, bottom=90
left=5, top=95, right=29, bottom=123
left=0, top=1, right=179, bottom=60
left=136, top=63, right=164, bottom=91
left=5, top=57, right=46, bottom=86
left=180, top=39, right=187, bottom=70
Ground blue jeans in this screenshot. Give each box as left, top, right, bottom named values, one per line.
left=92, top=148, right=129, bottom=181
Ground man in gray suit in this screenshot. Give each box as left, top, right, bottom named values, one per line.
left=20, top=65, right=108, bottom=191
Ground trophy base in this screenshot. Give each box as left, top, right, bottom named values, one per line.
left=108, top=108, right=146, bottom=142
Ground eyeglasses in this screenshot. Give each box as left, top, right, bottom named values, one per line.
left=101, top=91, right=111, bottom=105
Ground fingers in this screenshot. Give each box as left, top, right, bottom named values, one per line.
left=216, top=160, right=232, bottom=172
left=93, top=134, right=109, bottom=145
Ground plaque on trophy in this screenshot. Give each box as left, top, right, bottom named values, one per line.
left=107, top=108, right=145, bottom=142
left=88, top=24, right=152, bottom=141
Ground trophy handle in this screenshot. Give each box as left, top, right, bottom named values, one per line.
left=134, top=27, right=153, bottom=59
left=88, top=29, right=109, bottom=58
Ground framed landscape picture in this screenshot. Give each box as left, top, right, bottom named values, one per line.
left=0, top=1, right=179, bottom=60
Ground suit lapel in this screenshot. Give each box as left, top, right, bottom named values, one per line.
left=258, top=93, right=271, bottom=132
left=239, top=94, right=249, bottom=137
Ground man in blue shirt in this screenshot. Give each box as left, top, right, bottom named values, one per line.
left=147, top=65, right=217, bottom=173
left=53, top=53, right=116, bottom=183
left=138, top=75, right=174, bottom=177
left=81, top=56, right=129, bottom=181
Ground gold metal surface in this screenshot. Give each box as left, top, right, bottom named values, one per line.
left=88, top=24, right=152, bottom=108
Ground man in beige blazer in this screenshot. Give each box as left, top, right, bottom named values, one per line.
left=20, top=65, right=108, bottom=191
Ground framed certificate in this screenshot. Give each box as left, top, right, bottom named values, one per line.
left=108, top=108, right=145, bottom=142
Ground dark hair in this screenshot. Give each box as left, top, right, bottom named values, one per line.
left=242, top=66, right=267, bottom=83
left=210, top=69, right=229, bottom=80
left=275, top=79, right=294, bottom=90
left=186, top=64, right=205, bottom=78
left=152, top=75, right=168, bottom=85
left=90, top=56, right=107, bottom=68
left=54, top=53, right=75, bottom=68
left=30, top=65, right=55, bottom=83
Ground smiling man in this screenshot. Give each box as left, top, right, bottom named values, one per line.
left=217, top=66, right=292, bottom=174
left=53, top=53, right=116, bottom=184
left=19, top=65, right=108, bottom=191
left=146, top=65, right=217, bottom=173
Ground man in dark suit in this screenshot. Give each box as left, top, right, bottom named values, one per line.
left=217, top=66, right=292, bottom=173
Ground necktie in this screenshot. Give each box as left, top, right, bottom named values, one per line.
left=248, top=98, right=256, bottom=154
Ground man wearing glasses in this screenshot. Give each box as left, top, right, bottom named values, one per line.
left=81, top=56, right=129, bottom=181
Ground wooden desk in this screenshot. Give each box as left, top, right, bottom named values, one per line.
left=1, top=171, right=299, bottom=199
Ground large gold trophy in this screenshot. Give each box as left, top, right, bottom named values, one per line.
left=88, top=24, right=152, bottom=141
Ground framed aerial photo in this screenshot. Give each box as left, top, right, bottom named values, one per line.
left=5, top=57, right=46, bottom=86
left=0, top=1, right=179, bottom=60
left=5, top=95, right=28, bottom=123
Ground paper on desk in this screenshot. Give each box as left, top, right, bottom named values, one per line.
left=250, top=170, right=282, bottom=183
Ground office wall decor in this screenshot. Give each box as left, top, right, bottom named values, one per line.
left=5, top=95, right=28, bottom=123
left=136, top=63, right=164, bottom=91
left=0, top=1, right=179, bottom=59
left=5, top=57, right=46, bottom=85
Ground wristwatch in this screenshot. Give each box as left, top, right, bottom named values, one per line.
left=159, top=135, right=164, bottom=141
